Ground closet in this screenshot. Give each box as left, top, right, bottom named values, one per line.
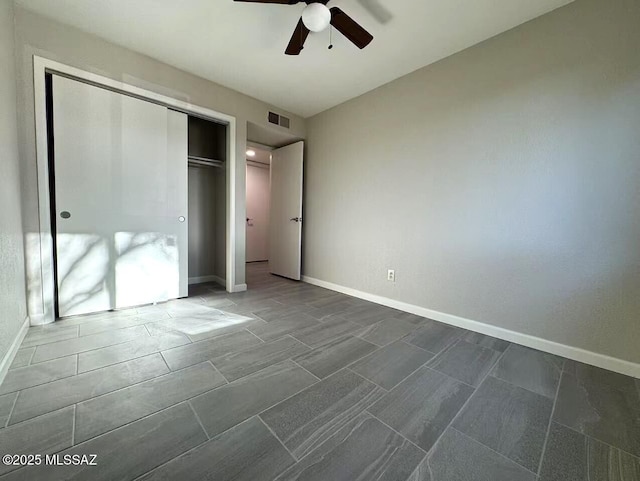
left=48, top=73, right=227, bottom=318
left=51, top=74, right=189, bottom=317
left=187, top=116, right=227, bottom=287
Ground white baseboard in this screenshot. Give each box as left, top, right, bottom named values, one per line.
left=0, top=316, right=30, bottom=386
left=189, top=275, right=226, bottom=287
left=28, top=312, right=50, bottom=326
left=302, top=276, right=640, bottom=379
left=233, top=284, right=248, bottom=293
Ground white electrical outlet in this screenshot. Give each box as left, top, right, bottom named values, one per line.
left=387, top=269, right=395, bottom=282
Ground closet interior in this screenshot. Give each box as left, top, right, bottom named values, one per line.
left=187, top=115, right=227, bottom=287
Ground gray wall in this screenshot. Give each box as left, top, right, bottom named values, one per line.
left=187, top=165, right=227, bottom=282
left=0, top=0, right=28, bottom=362
left=304, top=0, right=640, bottom=363
left=13, top=7, right=305, bottom=319
left=188, top=167, right=219, bottom=280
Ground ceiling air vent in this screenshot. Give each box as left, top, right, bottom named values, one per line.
left=268, top=111, right=290, bottom=129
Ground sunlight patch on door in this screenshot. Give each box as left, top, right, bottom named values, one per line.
left=115, top=232, right=180, bottom=309
left=56, top=234, right=110, bottom=317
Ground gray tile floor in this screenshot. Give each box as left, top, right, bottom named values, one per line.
left=0, top=261, right=639, bottom=480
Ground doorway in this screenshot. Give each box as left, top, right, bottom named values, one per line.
left=245, top=145, right=271, bottom=263
left=245, top=131, right=304, bottom=283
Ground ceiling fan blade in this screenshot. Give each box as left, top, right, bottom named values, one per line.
left=233, top=0, right=300, bottom=4
left=330, top=7, right=373, bottom=49
left=285, top=18, right=310, bottom=55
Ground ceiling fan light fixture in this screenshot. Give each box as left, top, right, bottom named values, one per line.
left=302, top=3, right=331, bottom=32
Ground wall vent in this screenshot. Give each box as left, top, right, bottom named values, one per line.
left=268, top=111, right=290, bottom=129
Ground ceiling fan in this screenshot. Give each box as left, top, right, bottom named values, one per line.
left=233, top=0, right=374, bottom=55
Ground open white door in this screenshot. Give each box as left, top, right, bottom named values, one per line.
left=52, top=75, right=188, bottom=317
left=269, top=141, right=304, bottom=280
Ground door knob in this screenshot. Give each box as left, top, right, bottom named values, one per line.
left=290, top=217, right=302, bottom=222
left=60, top=211, right=71, bottom=219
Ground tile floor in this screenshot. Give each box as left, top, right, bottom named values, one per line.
left=0, top=262, right=638, bottom=480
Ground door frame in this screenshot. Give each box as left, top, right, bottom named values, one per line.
left=32, top=56, right=239, bottom=325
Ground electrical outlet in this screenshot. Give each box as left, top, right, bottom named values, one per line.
left=387, top=269, right=395, bottom=282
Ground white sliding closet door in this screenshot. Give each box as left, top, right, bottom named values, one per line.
left=52, top=75, right=188, bottom=317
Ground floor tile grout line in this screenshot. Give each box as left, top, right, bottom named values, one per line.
left=561, top=364, right=640, bottom=397
left=72, top=357, right=213, bottom=405
left=345, top=368, right=389, bottom=392
left=159, top=351, right=172, bottom=372
left=353, top=334, right=387, bottom=348
left=399, top=338, right=445, bottom=357
left=5, top=391, right=19, bottom=428
left=365, top=410, right=427, bottom=455
left=79, top=320, right=165, bottom=339
left=71, top=404, right=76, bottom=446
left=423, top=366, right=477, bottom=390
left=257, top=415, right=299, bottom=462
left=8, top=353, right=181, bottom=427
left=0, top=371, right=79, bottom=398
left=536, top=368, right=564, bottom=475
left=19, top=325, right=81, bottom=350
left=243, top=328, right=268, bottom=343
left=488, top=370, right=557, bottom=400
left=346, top=344, right=437, bottom=393
left=54, top=317, right=148, bottom=335
left=26, top=330, right=153, bottom=366
left=72, top=358, right=321, bottom=451
left=424, top=337, right=463, bottom=365
left=76, top=384, right=220, bottom=446
left=1, top=352, right=78, bottom=377
left=551, top=417, right=640, bottom=462
left=404, top=451, right=429, bottom=481
left=207, top=360, right=230, bottom=385
left=187, top=400, right=211, bottom=440
left=423, top=345, right=509, bottom=459
left=289, top=358, right=322, bottom=382
left=143, top=323, right=153, bottom=337
left=450, top=426, right=539, bottom=476
left=26, top=347, right=36, bottom=368
left=2, top=404, right=75, bottom=432
left=75, top=308, right=227, bottom=339
left=76, top=339, right=190, bottom=376
left=79, top=401, right=216, bottom=481
left=74, top=400, right=207, bottom=451
left=286, top=334, right=315, bottom=350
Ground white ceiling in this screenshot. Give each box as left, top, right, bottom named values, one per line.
left=247, top=121, right=302, bottom=147
left=246, top=145, right=272, bottom=165
left=17, top=0, right=573, bottom=118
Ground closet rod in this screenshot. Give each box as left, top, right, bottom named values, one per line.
left=187, top=155, right=224, bottom=164
left=188, top=157, right=224, bottom=169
